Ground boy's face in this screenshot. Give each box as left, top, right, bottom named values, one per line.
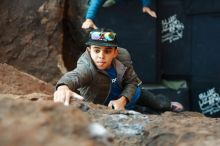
left=88, top=45, right=118, bottom=70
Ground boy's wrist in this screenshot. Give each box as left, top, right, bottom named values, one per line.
left=120, top=96, right=128, bottom=105
left=57, top=85, right=69, bottom=90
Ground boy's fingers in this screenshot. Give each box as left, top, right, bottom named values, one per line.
left=108, top=101, right=114, bottom=109
left=71, top=92, right=84, bottom=100
left=54, top=91, right=65, bottom=103
left=54, top=88, right=84, bottom=106
left=64, top=92, right=71, bottom=106
left=53, top=92, right=59, bottom=102
left=61, top=92, right=66, bottom=102
left=108, top=101, right=119, bottom=110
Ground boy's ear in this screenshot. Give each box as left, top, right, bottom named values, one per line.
left=86, top=46, right=91, bottom=52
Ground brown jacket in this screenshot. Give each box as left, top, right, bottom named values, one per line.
left=56, top=47, right=142, bottom=104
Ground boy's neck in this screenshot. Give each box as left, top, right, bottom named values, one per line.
left=105, top=64, right=114, bottom=71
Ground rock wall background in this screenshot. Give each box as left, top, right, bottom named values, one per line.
left=0, top=0, right=87, bottom=84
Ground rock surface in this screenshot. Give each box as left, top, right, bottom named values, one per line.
left=1, top=96, right=220, bottom=146
left=0, top=63, right=220, bottom=146
left=0, top=63, right=53, bottom=96
left=0, top=0, right=87, bottom=84
left=0, top=98, right=96, bottom=146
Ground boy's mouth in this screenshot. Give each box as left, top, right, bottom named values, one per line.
left=96, top=61, right=106, bottom=66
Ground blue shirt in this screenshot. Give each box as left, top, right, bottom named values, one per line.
left=104, top=66, right=122, bottom=105
left=86, top=0, right=152, bottom=20
left=104, top=66, right=142, bottom=110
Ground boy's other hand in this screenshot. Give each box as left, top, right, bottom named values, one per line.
left=108, top=96, right=127, bottom=110
left=53, top=85, right=84, bottom=106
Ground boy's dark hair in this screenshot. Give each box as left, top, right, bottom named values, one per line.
left=86, top=28, right=118, bottom=47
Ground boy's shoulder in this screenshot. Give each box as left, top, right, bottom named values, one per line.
left=117, top=47, right=131, bottom=60
left=77, top=50, right=93, bottom=66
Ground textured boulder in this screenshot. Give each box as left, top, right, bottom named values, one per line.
left=0, top=63, right=53, bottom=95
left=1, top=95, right=220, bottom=146
left=0, top=64, right=219, bottom=146
left=0, top=98, right=97, bottom=146
left=0, top=0, right=87, bottom=84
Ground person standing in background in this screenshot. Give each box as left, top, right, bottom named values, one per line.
left=82, top=0, right=157, bottom=29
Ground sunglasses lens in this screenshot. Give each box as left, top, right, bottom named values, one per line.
left=91, top=32, right=101, bottom=40
left=90, top=32, right=116, bottom=41
left=104, top=32, right=115, bottom=41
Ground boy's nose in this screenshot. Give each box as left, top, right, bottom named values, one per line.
left=98, top=51, right=105, bottom=58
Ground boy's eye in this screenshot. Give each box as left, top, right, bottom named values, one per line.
left=104, top=49, right=113, bottom=54
left=94, top=49, right=100, bottom=53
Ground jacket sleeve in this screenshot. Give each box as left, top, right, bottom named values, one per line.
left=56, top=53, right=93, bottom=91
left=86, top=0, right=105, bottom=20
left=142, top=0, right=151, bottom=7
left=117, top=48, right=142, bottom=101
